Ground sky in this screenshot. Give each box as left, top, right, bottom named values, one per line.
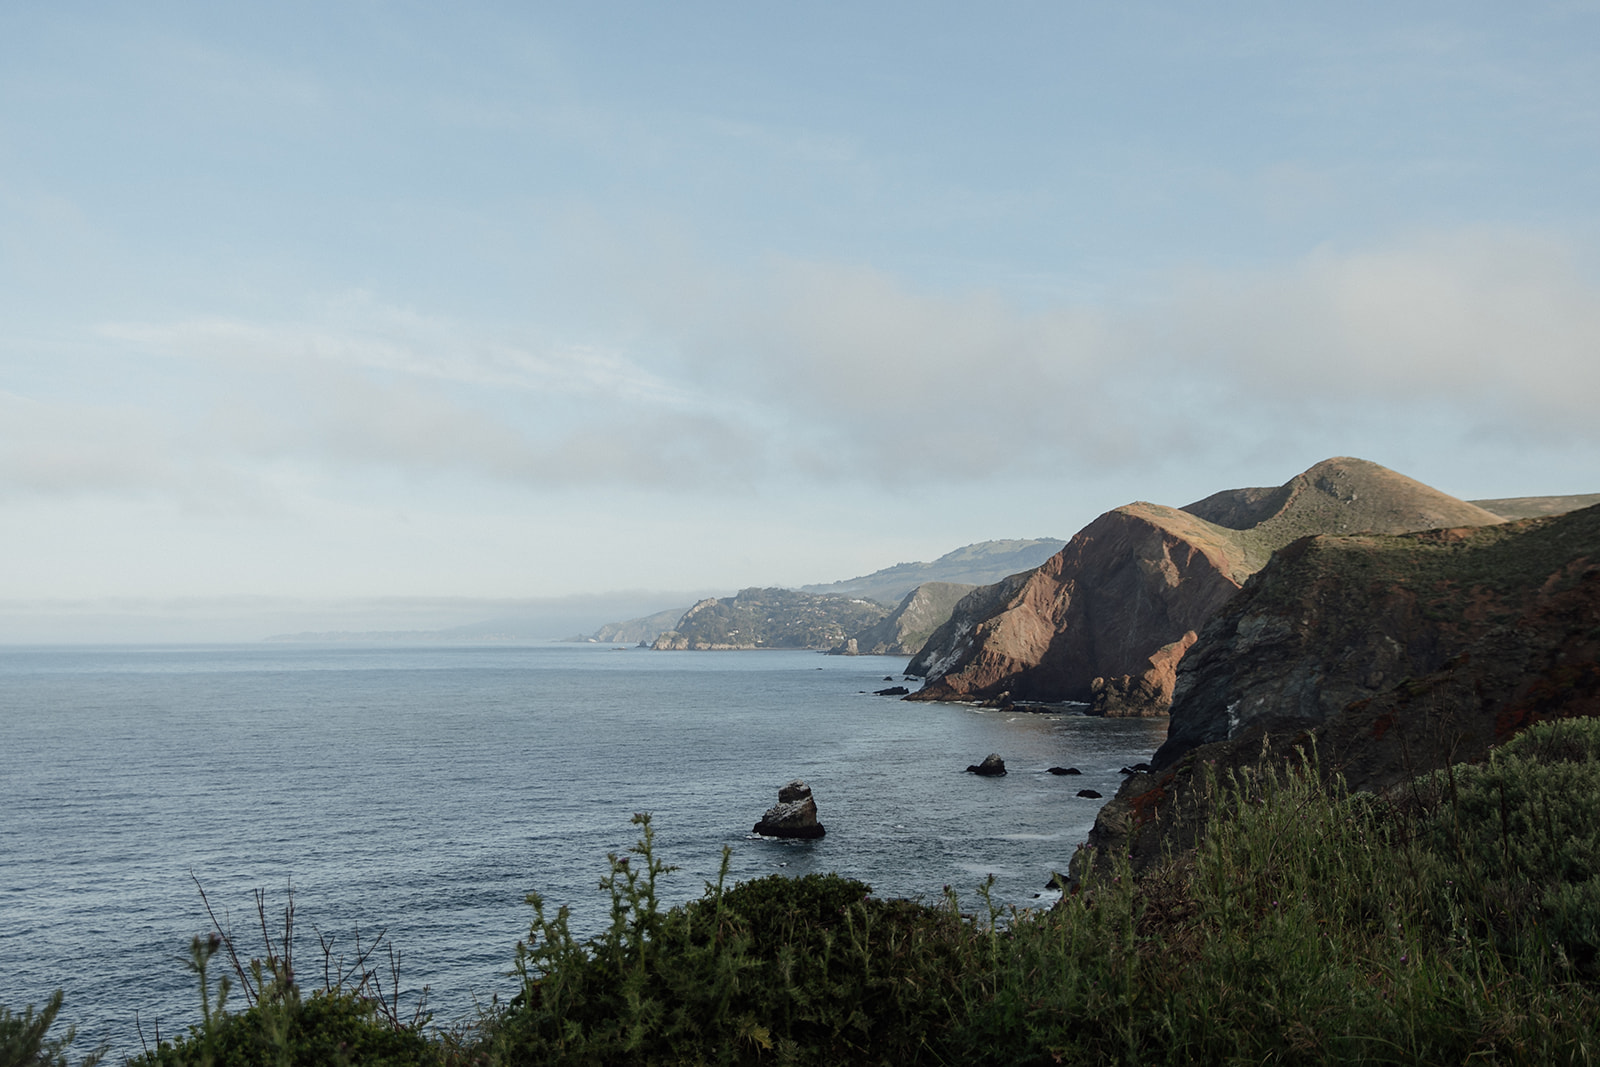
left=2, top=2, right=1598, bottom=641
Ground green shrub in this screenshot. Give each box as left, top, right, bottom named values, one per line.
left=489, top=814, right=968, bottom=1065
left=133, top=988, right=438, bottom=1067
left=130, top=894, right=441, bottom=1067
left=1414, top=717, right=1600, bottom=976
left=0, top=990, right=105, bottom=1067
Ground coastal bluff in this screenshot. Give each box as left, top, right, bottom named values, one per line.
left=907, top=457, right=1506, bottom=714
left=1080, top=501, right=1600, bottom=874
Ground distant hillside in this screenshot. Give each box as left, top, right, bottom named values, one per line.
left=569, top=539, right=1064, bottom=648
left=1470, top=493, right=1600, bottom=519
left=830, top=582, right=978, bottom=657
left=909, top=457, right=1507, bottom=711
left=566, top=608, right=687, bottom=645
left=800, top=539, right=1064, bottom=606
left=651, top=588, right=890, bottom=650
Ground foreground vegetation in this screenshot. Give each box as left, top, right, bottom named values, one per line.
left=12, top=718, right=1600, bottom=1065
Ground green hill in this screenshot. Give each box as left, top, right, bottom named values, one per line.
left=651, top=588, right=890, bottom=650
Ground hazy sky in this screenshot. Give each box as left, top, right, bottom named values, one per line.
left=3, top=3, right=1598, bottom=639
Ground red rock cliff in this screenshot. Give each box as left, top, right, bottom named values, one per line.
left=907, top=458, right=1506, bottom=712
left=907, top=503, right=1250, bottom=706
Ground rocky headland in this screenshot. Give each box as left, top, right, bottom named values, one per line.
left=906, top=458, right=1506, bottom=714
left=651, top=588, right=890, bottom=650
left=1078, top=501, right=1600, bottom=875
left=830, top=581, right=977, bottom=657
left=578, top=540, right=1062, bottom=651
left=566, top=607, right=688, bottom=645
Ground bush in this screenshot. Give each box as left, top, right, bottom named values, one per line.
left=1414, top=717, right=1600, bottom=976
left=0, top=990, right=105, bottom=1067
left=133, top=988, right=438, bottom=1067
left=130, top=890, right=441, bottom=1067
left=488, top=814, right=968, bottom=1065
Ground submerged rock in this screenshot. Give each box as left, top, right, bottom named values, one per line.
left=1047, top=766, right=1082, bottom=775
left=966, top=753, right=1007, bottom=776
left=753, top=779, right=826, bottom=839
left=1077, top=789, right=1103, bottom=799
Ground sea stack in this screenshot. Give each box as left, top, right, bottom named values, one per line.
left=966, top=753, right=1007, bottom=776
left=753, top=779, right=826, bottom=839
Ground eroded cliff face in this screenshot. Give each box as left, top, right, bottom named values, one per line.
left=1080, top=504, right=1600, bottom=876
left=906, top=457, right=1507, bottom=713
left=906, top=504, right=1249, bottom=705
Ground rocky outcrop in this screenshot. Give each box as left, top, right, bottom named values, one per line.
left=905, top=570, right=1038, bottom=679
left=753, top=780, right=826, bottom=839
left=1079, top=503, right=1600, bottom=876
left=907, top=458, right=1507, bottom=712
left=652, top=589, right=889, bottom=650
left=907, top=504, right=1253, bottom=705
left=832, top=581, right=978, bottom=657
left=966, top=754, right=1007, bottom=776
left=1089, top=631, right=1197, bottom=717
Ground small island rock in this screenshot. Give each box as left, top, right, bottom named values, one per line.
left=753, top=779, right=826, bottom=839
left=1077, top=788, right=1103, bottom=799
left=874, top=685, right=910, bottom=696
left=966, top=753, right=1007, bottom=776
left=1047, top=766, right=1082, bottom=776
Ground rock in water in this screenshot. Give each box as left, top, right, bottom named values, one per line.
left=753, top=779, right=826, bottom=839
left=874, top=685, right=910, bottom=696
left=966, top=753, right=1007, bottom=776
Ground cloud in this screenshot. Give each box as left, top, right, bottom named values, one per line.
left=1167, top=229, right=1600, bottom=435
left=0, top=391, right=184, bottom=496
left=108, top=304, right=694, bottom=404
left=670, top=259, right=1154, bottom=477
left=99, top=306, right=770, bottom=492
left=639, top=226, right=1600, bottom=475
left=18, top=226, right=1599, bottom=506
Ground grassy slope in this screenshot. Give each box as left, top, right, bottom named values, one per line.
left=1471, top=492, right=1600, bottom=519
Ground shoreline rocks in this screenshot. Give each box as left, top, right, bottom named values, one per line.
left=753, top=779, right=826, bottom=839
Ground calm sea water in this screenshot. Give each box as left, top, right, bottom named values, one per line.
left=0, top=643, right=1166, bottom=1057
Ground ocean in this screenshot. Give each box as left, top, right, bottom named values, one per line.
left=0, top=643, right=1167, bottom=1057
